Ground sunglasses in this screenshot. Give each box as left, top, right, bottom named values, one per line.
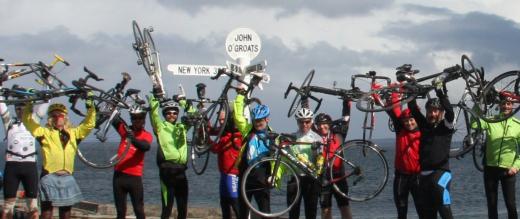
left=165, top=111, right=178, bottom=115
left=50, top=113, right=65, bottom=118
left=298, top=120, right=312, bottom=124
left=131, top=116, right=146, bottom=120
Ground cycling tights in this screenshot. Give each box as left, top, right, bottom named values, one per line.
left=418, top=170, right=453, bottom=219
left=287, top=176, right=320, bottom=219
left=394, top=171, right=421, bottom=219
left=113, top=171, right=145, bottom=219
left=484, top=166, right=517, bottom=219
left=159, top=167, right=188, bottom=219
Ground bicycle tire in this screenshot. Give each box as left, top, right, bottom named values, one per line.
left=330, top=140, right=389, bottom=202
left=478, top=70, right=520, bottom=123
left=448, top=101, right=483, bottom=158
left=190, top=145, right=210, bottom=175
left=472, top=134, right=486, bottom=172
left=461, top=55, right=484, bottom=103
left=356, top=84, right=416, bottom=112
left=240, top=157, right=300, bottom=218
left=287, top=70, right=314, bottom=117
left=132, top=21, right=144, bottom=64
left=142, top=29, right=159, bottom=76
left=197, top=100, right=229, bottom=151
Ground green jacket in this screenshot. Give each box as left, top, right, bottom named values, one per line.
left=471, top=115, right=520, bottom=169
left=149, top=96, right=188, bottom=165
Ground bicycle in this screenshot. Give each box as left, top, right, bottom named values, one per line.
left=356, top=55, right=486, bottom=159
left=478, top=70, right=520, bottom=123
left=182, top=70, right=263, bottom=175
left=132, top=20, right=166, bottom=97
left=0, top=55, right=70, bottom=89
left=241, top=132, right=388, bottom=218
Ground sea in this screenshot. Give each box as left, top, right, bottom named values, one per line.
left=0, top=139, right=517, bottom=219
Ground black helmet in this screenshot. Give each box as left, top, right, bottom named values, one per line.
left=314, top=113, right=332, bottom=124
left=425, top=98, right=442, bottom=110
left=161, top=99, right=179, bottom=115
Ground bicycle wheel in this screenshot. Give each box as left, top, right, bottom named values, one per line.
left=197, top=100, right=229, bottom=149
left=330, top=140, right=389, bottom=202
left=472, top=133, right=486, bottom=172
left=77, top=104, right=129, bottom=169
left=287, top=70, right=314, bottom=117
left=241, top=157, right=300, bottom=218
left=479, top=70, right=520, bottom=123
left=448, top=101, right=483, bottom=158
left=461, top=54, right=484, bottom=102
left=190, top=144, right=210, bottom=175
left=356, top=84, right=416, bottom=112
left=142, top=28, right=160, bottom=75
left=132, top=21, right=144, bottom=63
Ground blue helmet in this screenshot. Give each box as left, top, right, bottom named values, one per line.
left=251, top=104, right=270, bottom=120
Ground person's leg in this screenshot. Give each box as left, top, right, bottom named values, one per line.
left=173, top=171, right=188, bottom=219
left=113, top=172, right=128, bottom=219
left=417, top=175, right=435, bottom=219
left=500, top=172, right=517, bottom=219
left=410, top=174, right=423, bottom=218
left=287, top=177, right=301, bottom=219
left=128, top=175, right=146, bottom=219
left=302, top=177, right=319, bottom=219
left=320, top=184, right=333, bottom=219
left=159, top=169, right=175, bottom=219
left=58, top=206, right=72, bottom=219
left=484, top=167, right=500, bottom=219
left=332, top=176, right=352, bottom=219
left=432, top=171, right=453, bottom=219
left=229, top=197, right=240, bottom=219
left=2, top=163, right=20, bottom=219
left=394, top=172, right=410, bottom=219
left=20, top=163, right=39, bottom=219
left=40, top=201, right=53, bottom=219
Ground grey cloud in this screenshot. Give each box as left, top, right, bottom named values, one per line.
left=156, top=0, right=395, bottom=18
left=381, top=10, right=520, bottom=77
left=401, top=4, right=454, bottom=16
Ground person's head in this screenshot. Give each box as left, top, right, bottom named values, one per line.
left=314, top=113, right=332, bottom=136
left=295, top=108, right=314, bottom=134
left=499, top=91, right=514, bottom=116
left=425, top=98, right=444, bottom=124
left=129, top=104, right=147, bottom=130
left=47, top=103, right=69, bottom=130
left=14, top=102, right=26, bottom=119
left=161, top=100, right=179, bottom=124
left=251, top=104, right=270, bottom=131
left=399, top=108, right=418, bottom=131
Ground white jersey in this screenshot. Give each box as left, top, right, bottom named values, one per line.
left=0, top=94, right=49, bottom=162
left=5, top=121, right=36, bottom=162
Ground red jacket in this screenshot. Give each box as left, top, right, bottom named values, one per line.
left=210, top=131, right=242, bottom=175
left=114, top=123, right=153, bottom=176
left=388, top=93, right=421, bottom=174
left=321, top=133, right=343, bottom=172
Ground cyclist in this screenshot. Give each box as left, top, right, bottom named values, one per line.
left=148, top=94, right=189, bottom=219
left=210, top=110, right=242, bottom=219
left=0, top=86, right=49, bottom=219
left=285, top=107, right=322, bottom=219
left=386, top=102, right=422, bottom=219
left=233, top=89, right=272, bottom=219
left=22, top=97, right=96, bottom=219
left=112, top=104, right=152, bottom=219
left=314, top=98, right=353, bottom=219
left=471, top=92, right=520, bottom=219
left=408, top=82, right=454, bottom=219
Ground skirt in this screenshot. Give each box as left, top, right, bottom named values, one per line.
left=39, top=173, right=83, bottom=207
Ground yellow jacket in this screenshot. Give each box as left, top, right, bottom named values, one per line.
left=23, top=104, right=96, bottom=174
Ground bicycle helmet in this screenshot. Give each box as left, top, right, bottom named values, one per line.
left=129, top=104, right=147, bottom=115
left=251, top=104, right=270, bottom=120
left=295, top=108, right=314, bottom=120
left=314, top=113, right=332, bottom=124
left=47, top=103, right=68, bottom=115
left=161, top=99, right=179, bottom=115
left=499, top=91, right=515, bottom=103
left=425, top=98, right=442, bottom=110
left=400, top=108, right=412, bottom=119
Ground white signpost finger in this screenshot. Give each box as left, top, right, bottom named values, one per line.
left=167, top=64, right=225, bottom=76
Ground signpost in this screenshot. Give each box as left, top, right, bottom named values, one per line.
left=168, top=64, right=225, bottom=76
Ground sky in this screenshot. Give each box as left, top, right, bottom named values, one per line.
left=1, top=0, right=520, bottom=140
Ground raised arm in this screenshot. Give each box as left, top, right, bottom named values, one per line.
left=408, top=98, right=427, bottom=128
left=148, top=96, right=163, bottom=132
left=73, top=105, right=96, bottom=140
left=437, top=89, right=454, bottom=125
left=233, top=94, right=252, bottom=136
left=22, top=103, right=45, bottom=137
left=0, top=95, right=12, bottom=135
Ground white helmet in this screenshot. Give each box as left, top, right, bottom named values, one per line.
left=295, top=108, right=314, bottom=120
left=129, top=104, right=147, bottom=115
